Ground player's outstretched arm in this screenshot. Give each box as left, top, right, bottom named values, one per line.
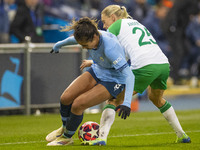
left=50, top=36, right=78, bottom=53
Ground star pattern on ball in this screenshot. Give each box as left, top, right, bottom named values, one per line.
left=78, top=121, right=99, bottom=142
left=88, top=126, right=98, bottom=139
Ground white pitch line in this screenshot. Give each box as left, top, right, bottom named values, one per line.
left=110, top=130, right=200, bottom=138
left=0, top=130, right=199, bottom=146
left=0, top=140, right=46, bottom=146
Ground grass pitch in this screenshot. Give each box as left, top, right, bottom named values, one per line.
left=0, top=109, right=199, bottom=150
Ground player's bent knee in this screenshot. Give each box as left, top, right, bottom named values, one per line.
left=107, top=100, right=115, bottom=106
left=60, top=93, right=73, bottom=105
left=107, top=99, right=123, bottom=107
left=71, top=100, right=86, bottom=114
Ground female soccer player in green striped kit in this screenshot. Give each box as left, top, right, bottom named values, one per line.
left=81, top=4, right=191, bottom=145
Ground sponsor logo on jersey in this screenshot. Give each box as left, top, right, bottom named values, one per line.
left=113, top=57, right=122, bottom=65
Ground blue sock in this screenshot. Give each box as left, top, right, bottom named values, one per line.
left=64, top=112, right=83, bottom=138
left=60, top=102, right=72, bottom=127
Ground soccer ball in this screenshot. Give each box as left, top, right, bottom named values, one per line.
left=78, top=121, right=99, bottom=142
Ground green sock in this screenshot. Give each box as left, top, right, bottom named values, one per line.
left=159, top=101, right=171, bottom=113
left=103, top=104, right=116, bottom=111
left=160, top=101, right=185, bottom=138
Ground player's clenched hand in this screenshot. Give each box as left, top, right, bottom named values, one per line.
left=115, top=105, right=131, bottom=120
left=50, top=49, right=59, bottom=53
left=80, top=60, right=93, bottom=70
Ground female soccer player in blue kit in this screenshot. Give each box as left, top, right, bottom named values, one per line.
left=46, top=17, right=134, bottom=146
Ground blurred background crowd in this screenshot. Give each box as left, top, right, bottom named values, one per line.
left=0, top=0, right=200, bottom=87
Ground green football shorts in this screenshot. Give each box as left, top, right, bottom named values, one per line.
left=132, top=63, right=170, bottom=94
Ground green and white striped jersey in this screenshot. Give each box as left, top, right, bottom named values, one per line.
left=108, top=19, right=169, bottom=70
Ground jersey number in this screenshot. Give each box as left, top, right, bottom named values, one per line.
left=132, top=27, right=157, bottom=46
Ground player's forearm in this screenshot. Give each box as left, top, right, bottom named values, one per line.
left=121, top=66, right=135, bottom=108
left=53, top=36, right=77, bottom=51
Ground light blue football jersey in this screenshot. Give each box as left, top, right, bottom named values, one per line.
left=89, top=30, right=128, bottom=84
left=53, top=30, right=134, bottom=107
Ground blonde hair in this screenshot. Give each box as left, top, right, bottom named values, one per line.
left=101, top=5, right=131, bottom=19
left=60, top=17, right=99, bottom=42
